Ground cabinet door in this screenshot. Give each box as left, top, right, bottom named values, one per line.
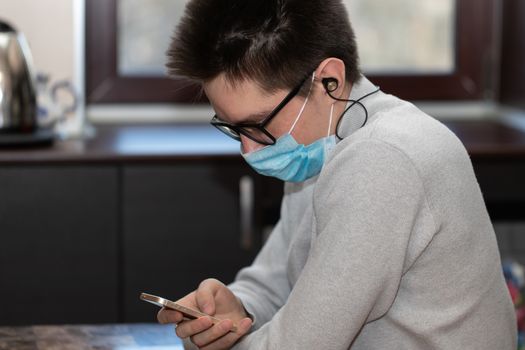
left=123, top=161, right=262, bottom=322
left=472, top=159, right=525, bottom=221
left=0, top=166, right=118, bottom=325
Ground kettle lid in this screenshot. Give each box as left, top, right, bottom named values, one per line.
left=0, top=20, right=16, bottom=33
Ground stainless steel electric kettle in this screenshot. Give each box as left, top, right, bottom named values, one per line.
left=0, top=20, right=38, bottom=134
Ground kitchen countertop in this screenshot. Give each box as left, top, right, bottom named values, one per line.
left=0, top=323, right=183, bottom=350
left=444, top=119, right=525, bottom=158
left=0, top=124, right=242, bottom=164
left=0, top=119, right=524, bottom=165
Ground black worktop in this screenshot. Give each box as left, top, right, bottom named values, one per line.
left=0, top=124, right=241, bottom=164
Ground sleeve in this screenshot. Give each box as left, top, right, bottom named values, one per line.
left=230, top=139, right=431, bottom=349
left=227, top=187, right=293, bottom=331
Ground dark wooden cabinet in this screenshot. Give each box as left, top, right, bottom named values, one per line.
left=473, top=158, right=525, bottom=221
left=0, top=158, right=283, bottom=325
left=0, top=166, right=119, bottom=326
left=122, top=161, right=269, bottom=322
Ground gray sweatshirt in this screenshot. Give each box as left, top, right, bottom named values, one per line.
left=184, top=75, right=517, bottom=349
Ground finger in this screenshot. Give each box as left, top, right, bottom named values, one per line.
left=196, top=279, right=222, bottom=315
left=175, top=316, right=213, bottom=339
left=189, top=319, right=233, bottom=348
left=200, top=320, right=252, bottom=350
left=200, top=317, right=252, bottom=350
left=157, top=308, right=183, bottom=324
left=235, top=317, right=253, bottom=336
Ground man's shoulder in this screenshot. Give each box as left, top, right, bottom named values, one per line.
left=335, top=101, right=469, bottom=177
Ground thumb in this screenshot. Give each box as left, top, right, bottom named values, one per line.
left=196, top=278, right=221, bottom=315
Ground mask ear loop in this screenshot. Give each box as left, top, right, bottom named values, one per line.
left=326, top=86, right=381, bottom=140
left=289, top=72, right=316, bottom=134
left=328, top=103, right=334, bottom=137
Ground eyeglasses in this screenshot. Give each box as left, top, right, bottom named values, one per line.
left=210, top=74, right=310, bottom=146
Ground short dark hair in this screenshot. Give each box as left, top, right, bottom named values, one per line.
left=167, top=0, right=360, bottom=95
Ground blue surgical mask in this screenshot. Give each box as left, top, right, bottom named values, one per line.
left=242, top=73, right=337, bottom=182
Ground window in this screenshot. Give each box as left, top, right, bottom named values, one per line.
left=118, top=0, right=187, bottom=77
left=86, top=0, right=497, bottom=104
left=347, top=0, right=455, bottom=74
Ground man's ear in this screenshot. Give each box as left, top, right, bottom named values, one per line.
left=315, top=58, right=347, bottom=99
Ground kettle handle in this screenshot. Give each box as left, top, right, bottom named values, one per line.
left=50, top=80, right=79, bottom=120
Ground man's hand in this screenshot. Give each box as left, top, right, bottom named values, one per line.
left=157, top=278, right=253, bottom=349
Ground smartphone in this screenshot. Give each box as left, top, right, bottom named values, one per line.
left=140, top=292, right=237, bottom=332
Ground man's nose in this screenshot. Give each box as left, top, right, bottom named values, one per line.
left=240, top=135, right=265, bottom=154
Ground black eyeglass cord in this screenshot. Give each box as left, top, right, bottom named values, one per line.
left=326, top=86, right=381, bottom=140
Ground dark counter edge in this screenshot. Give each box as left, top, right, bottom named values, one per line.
left=0, top=153, right=245, bottom=166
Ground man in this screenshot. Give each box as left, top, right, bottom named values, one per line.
left=157, top=0, right=517, bottom=349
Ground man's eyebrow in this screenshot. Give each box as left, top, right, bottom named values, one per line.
left=242, top=110, right=272, bottom=124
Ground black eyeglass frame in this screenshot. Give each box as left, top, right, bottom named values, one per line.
left=210, top=74, right=311, bottom=146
